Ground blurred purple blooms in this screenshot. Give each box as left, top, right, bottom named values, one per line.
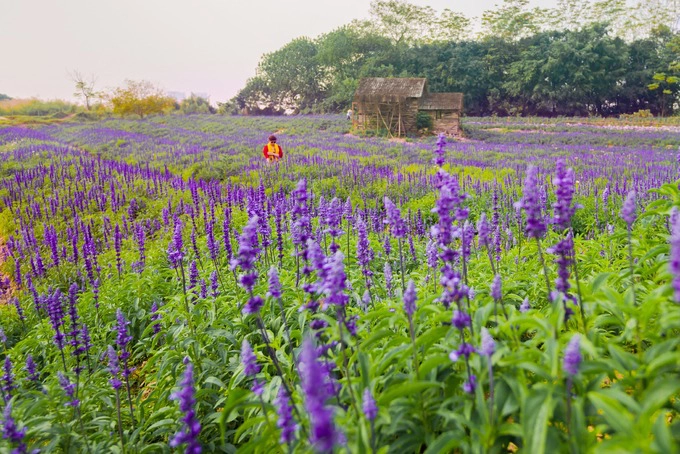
left=170, top=358, right=201, bottom=454
left=564, top=335, right=582, bottom=376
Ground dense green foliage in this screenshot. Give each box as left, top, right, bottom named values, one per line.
left=0, top=99, right=79, bottom=117
left=234, top=0, right=680, bottom=116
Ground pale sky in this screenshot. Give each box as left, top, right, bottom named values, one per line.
left=0, top=0, right=559, bottom=103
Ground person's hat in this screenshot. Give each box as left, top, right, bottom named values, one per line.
left=268, top=135, right=277, bottom=141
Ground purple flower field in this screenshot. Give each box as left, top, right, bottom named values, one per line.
left=0, top=114, right=679, bottom=452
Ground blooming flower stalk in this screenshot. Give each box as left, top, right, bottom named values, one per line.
left=170, top=358, right=201, bottom=454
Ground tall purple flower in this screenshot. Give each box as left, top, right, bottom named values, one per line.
left=115, top=309, right=134, bottom=384
left=670, top=209, right=680, bottom=303
left=403, top=280, right=417, bottom=317
left=291, top=179, right=312, bottom=254
left=241, top=340, right=260, bottom=377
left=320, top=252, right=349, bottom=308
left=299, top=337, right=338, bottom=452
left=210, top=271, right=219, bottom=298
left=563, top=335, right=582, bottom=376
left=47, top=289, right=66, bottom=352
left=230, top=215, right=260, bottom=293
left=114, top=224, right=123, bottom=277
left=620, top=191, right=636, bottom=227
left=1, top=402, right=27, bottom=453
left=206, top=220, right=218, bottom=262
left=479, top=328, right=495, bottom=357
left=362, top=388, right=378, bottom=421
left=11, top=297, right=25, bottom=324
left=477, top=213, right=490, bottom=248
left=516, top=166, right=546, bottom=239
left=170, top=358, right=202, bottom=454
left=57, top=372, right=79, bottom=407
left=67, top=283, right=82, bottom=354
left=384, top=262, right=393, bottom=297
left=548, top=235, right=574, bottom=305
left=267, top=266, right=282, bottom=299
left=2, top=356, right=15, bottom=399
left=491, top=275, right=502, bottom=301
left=355, top=217, right=374, bottom=288
left=150, top=302, right=162, bottom=335
left=168, top=221, right=185, bottom=269
left=188, top=260, right=199, bottom=292
left=25, top=355, right=40, bottom=383
left=384, top=197, right=407, bottom=238
left=107, top=345, right=122, bottom=390
left=551, top=159, right=577, bottom=231
left=275, top=387, right=297, bottom=445
left=434, top=133, right=447, bottom=167
left=520, top=298, right=531, bottom=313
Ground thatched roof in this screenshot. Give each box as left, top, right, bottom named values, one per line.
left=420, top=93, right=464, bottom=111
left=354, top=78, right=427, bottom=102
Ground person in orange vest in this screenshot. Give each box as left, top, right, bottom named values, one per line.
left=262, top=135, right=284, bottom=162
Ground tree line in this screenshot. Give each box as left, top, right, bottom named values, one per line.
left=230, top=0, right=680, bottom=117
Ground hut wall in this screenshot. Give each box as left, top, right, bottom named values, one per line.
left=431, top=111, right=460, bottom=136
left=402, top=99, right=419, bottom=133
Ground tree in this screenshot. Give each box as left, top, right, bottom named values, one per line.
left=180, top=94, right=215, bottom=114
left=367, top=0, right=436, bottom=45
left=109, top=80, right=175, bottom=118
left=69, top=70, right=100, bottom=111
left=432, top=9, right=472, bottom=42
left=480, top=0, right=548, bottom=41
left=0, top=94, right=11, bottom=101
left=648, top=71, right=679, bottom=116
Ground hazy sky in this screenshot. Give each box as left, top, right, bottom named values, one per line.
left=0, top=0, right=559, bottom=103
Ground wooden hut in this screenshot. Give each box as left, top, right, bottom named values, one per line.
left=351, top=77, right=463, bottom=137
left=419, top=92, right=464, bottom=136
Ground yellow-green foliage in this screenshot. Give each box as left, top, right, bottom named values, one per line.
left=0, top=208, right=16, bottom=238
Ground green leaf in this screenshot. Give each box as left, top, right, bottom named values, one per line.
left=587, top=391, right=634, bottom=434
left=522, top=386, right=555, bottom=454
left=378, top=380, right=440, bottom=405
left=423, top=431, right=463, bottom=453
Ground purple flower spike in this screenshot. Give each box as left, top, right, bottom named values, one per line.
left=384, top=262, right=393, bottom=297
left=275, top=387, right=297, bottom=445
left=383, top=197, right=407, bottom=238
left=168, top=222, right=185, bottom=269
left=107, top=345, right=122, bottom=390
left=25, top=355, right=40, bottom=382
left=552, top=159, right=577, bottom=231
left=2, top=356, right=15, bottom=399
left=491, top=275, right=502, bottom=301
left=449, top=342, right=476, bottom=362
left=451, top=310, right=471, bottom=330
left=669, top=209, right=680, bottom=303
left=517, top=166, right=546, bottom=239
left=242, top=295, right=264, bottom=315
left=362, top=388, right=378, bottom=422
left=520, top=298, right=531, bottom=313
left=462, top=374, right=477, bottom=394
left=564, top=335, right=582, bottom=376
left=434, top=133, right=447, bottom=167
left=1, top=402, right=27, bottom=453
left=403, top=280, right=417, bottom=317
left=170, top=358, right=202, bottom=453
left=300, top=337, right=339, bottom=452
left=241, top=340, right=260, bottom=377
left=268, top=266, right=282, bottom=299
left=57, top=372, right=79, bottom=407
left=620, top=191, right=636, bottom=227
left=479, top=328, right=495, bottom=357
